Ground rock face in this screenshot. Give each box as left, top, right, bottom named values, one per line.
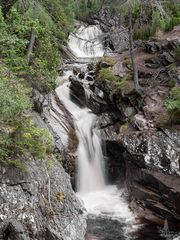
left=0, top=89, right=87, bottom=240
left=0, top=156, right=86, bottom=240
left=119, top=130, right=180, bottom=228
left=89, top=7, right=129, bottom=52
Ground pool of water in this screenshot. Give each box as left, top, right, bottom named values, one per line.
left=85, top=216, right=180, bottom=240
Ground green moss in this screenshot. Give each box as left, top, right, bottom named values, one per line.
left=119, top=123, right=129, bottom=134
left=154, top=110, right=171, bottom=127
left=102, top=56, right=117, bottom=65
left=56, top=192, right=65, bottom=202
left=165, top=87, right=180, bottom=111
left=98, top=68, right=120, bottom=82
left=117, top=74, right=132, bottom=91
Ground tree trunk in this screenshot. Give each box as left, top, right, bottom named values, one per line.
left=128, top=5, right=143, bottom=96
left=26, top=0, right=37, bottom=64
left=27, top=30, right=36, bottom=64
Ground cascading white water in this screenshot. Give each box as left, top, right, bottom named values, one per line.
left=68, top=25, right=104, bottom=58
left=75, top=110, right=105, bottom=193
left=56, top=24, right=140, bottom=239
left=56, top=83, right=105, bottom=193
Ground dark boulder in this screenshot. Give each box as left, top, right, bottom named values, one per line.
left=78, top=72, right=85, bottom=79
left=86, top=75, right=94, bottom=82
left=73, top=66, right=81, bottom=75
left=69, top=80, right=86, bottom=107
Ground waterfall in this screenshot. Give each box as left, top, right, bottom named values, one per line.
left=56, top=83, right=105, bottom=193
left=68, top=25, right=104, bottom=58
left=56, top=24, right=139, bottom=239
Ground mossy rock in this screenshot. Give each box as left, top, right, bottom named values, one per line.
left=154, top=110, right=171, bottom=128
left=165, top=87, right=180, bottom=112
left=122, top=58, right=132, bottom=70
left=56, top=192, right=65, bottom=202
left=97, top=68, right=120, bottom=82
left=102, top=56, right=117, bottom=66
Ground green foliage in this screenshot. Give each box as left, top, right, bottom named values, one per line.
left=0, top=65, right=31, bottom=124
left=0, top=118, right=53, bottom=166
left=97, top=67, right=132, bottom=93
left=0, top=0, right=76, bottom=92
left=0, top=0, right=76, bottom=168
left=165, top=87, right=180, bottom=111
left=98, top=68, right=120, bottom=82
left=117, top=74, right=132, bottom=91
left=0, top=64, right=52, bottom=168
left=16, top=119, right=53, bottom=159
left=134, top=2, right=180, bottom=40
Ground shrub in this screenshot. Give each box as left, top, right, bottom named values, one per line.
left=0, top=65, right=31, bottom=124
left=16, top=119, right=53, bottom=159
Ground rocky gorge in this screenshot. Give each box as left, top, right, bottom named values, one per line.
left=0, top=2, right=180, bottom=240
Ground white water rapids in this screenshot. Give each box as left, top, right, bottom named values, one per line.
left=68, top=25, right=104, bottom=58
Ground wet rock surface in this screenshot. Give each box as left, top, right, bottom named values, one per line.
left=89, top=7, right=129, bottom=53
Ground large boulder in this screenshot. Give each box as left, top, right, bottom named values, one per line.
left=0, top=156, right=87, bottom=240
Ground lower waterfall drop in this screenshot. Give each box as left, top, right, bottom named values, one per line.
left=56, top=80, right=137, bottom=240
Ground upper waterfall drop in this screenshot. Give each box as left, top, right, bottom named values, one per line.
left=68, top=25, right=104, bottom=58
